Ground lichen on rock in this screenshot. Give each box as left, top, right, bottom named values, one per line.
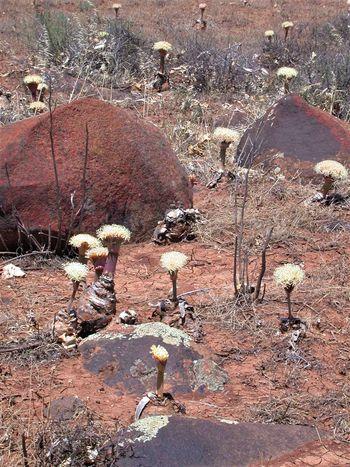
left=193, top=359, right=228, bottom=391
left=127, top=415, right=170, bottom=443
left=131, top=322, right=192, bottom=347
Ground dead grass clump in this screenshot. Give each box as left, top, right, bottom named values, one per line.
left=36, top=415, right=112, bottom=466
left=196, top=176, right=343, bottom=248
left=198, top=296, right=266, bottom=336
left=250, top=386, right=350, bottom=441
left=0, top=331, right=68, bottom=367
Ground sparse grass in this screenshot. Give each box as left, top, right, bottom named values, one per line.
left=249, top=387, right=350, bottom=442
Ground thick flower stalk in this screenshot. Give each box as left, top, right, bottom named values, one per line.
left=37, top=83, right=48, bottom=102
left=212, top=127, right=239, bottom=170
left=69, top=234, right=101, bottom=264
left=274, top=263, right=304, bottom=320
left=282, top=21, right=294, bottom=40
left=196, top=3, right=207, bottom=30
left=153, top=41, right=172, bottom=75
left=314, top=160, right=348, bottom=197
left=64, top=262, right=89, bottom=312
left=277, top=67, right=298, bottom=94
left=97, top=224, right=131, bottom=278
left=150, top=344, right=169, bottom=397
left=23, top=74, right=43, bottom=100
left=86, top=246, right=109, bottom=280
left=113, top=3, right=121, bottom=17
left=160, top=251, right=188, bottom=303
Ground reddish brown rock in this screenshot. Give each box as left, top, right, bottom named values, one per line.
left=0, top=98, right=192, bottom=250
left=237, top=95, right=350, bottom=174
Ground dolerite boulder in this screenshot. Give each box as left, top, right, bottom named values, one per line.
left=79, top=323, right=228, bottom=395
left=99, top=415, right=322, bottom=466
left=0, top=98, right=192, bottom=250
left=237, top=94, right=350, bottom=173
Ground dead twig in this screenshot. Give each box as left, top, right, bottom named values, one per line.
left=0, top=251, right=52, bottom=267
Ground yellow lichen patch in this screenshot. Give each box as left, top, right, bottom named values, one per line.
left=132, top=323, right=191, bottom=347
left=128, top=416, right=170, bottom=443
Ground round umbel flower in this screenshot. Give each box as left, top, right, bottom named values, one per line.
left=264, top=30, right=275, bottom=42
left=153, top=41, right=172, bottom=75
left=69, top=234, right=101, bottom=264
left=97, top=224, right=131, bottom=278
left=29, top=101, right=47, bottom=114
left=314, top=160, right=348, bottom=197
left=112, top=3, right=121, bottom=17
left=153, top=41, right=172, bottom=53
left=212, top=127, right=240, bottom=170
left=161, top=251, right=188, bottom=274
left=282, top=20, right=294, bottom=39
left=161, top=251, right=188, bottom=303
left=64, top=262, right=89, bottom=283
left=150, top=344, right=169, bottom=397
left=23, top=74, right=43, bottom=100
left=277, top=67, right=298, bottom=94
left=86, top=246, right=109, bottom=280
left=63, top=262, right=89, bottom=311
left=274, top=263, right=304, bottom=320
left=212, top=127, right=239, bottom=144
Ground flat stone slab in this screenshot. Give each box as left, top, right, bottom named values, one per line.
left=79, top=323, right=228, bottom=395
left=103, top=416, right=321, bottom=466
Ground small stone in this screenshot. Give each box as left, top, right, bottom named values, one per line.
left=2, top=264, right=26, bottom=279
left=119, top=309, right=137, bottom=324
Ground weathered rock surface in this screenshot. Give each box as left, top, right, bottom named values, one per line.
left=0, top=98, right=192, bottom=250
left=79, top=323, right=228, bottom=395
left=237, top=94, right=350, bottom=173
left=99, top=415, right=322, bottom=466
left=45, top=396, right=85, bottom=422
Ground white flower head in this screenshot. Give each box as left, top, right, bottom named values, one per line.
left=277, top=67, right=298, bottom=80
left=199, top=3, right=207, bottom=9
left=64, top=262, right=89, bottom=282
left=153, top=41, right=172, bottom=52
left=85, top=246, right=109, bottom=260
left=160, top=251, right=188, bottom=273
left=274, top=263, right=305, bottom=289
left=150, top=344, right=169, bottom=363
left=314, top=160, right=348, bottom=181
left=212, top=127, right=240, bottom=144
left=38, top=83, right=48, bottom=92
left=29, top=101, right=47, bottom=112
left=265, top=30, right=275, bottom=37
left=69, top=234, right=101, bottom=249
left=23, top=74, right=43, bottom=85
left=282, top=21, right=294, bottom=29
left=97, top=224, right=131, bottom=243
left=113, top=3, right=122, bottom=8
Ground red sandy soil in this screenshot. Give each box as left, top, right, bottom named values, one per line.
left=1, top=183, right=350, bottom=464
left=0, top=1, right=350, bottom=464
